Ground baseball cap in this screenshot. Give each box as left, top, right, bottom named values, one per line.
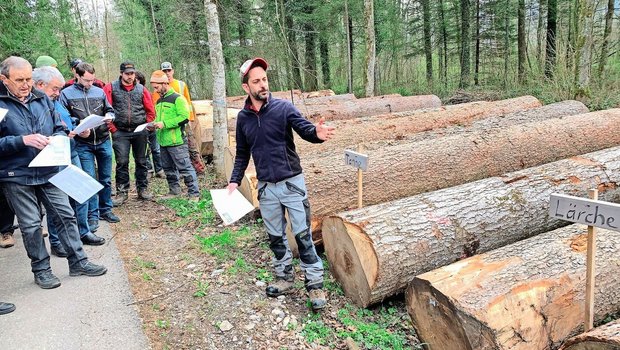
left=70, top=58, right=83, bottom=69
left=240, top=58, right=268, bottom=80
left=150, top=70, right=169, bottom=83
left=35, top=55, right=58, bottom=68
left=161, top=62, right=173, bottom=70
left=120, top=61, right=136, bottom=73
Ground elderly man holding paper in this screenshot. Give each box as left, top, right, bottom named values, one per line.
left=60, top=62, right=120, bottom=233
left=0, top=56, right=107, bottom=289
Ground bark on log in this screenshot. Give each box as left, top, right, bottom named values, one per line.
left=321, top=146, right=620, bottom=307
left=560, top=319, right=620, bottom=350
left=296, top=96, right=567, bottom=156
left=227, top=90, right=303, bottom=109
left=405, top=225, right=620, bottom=350
left=192, top=100, right=240, bottom=156
left=305, top=108, right=620, bottom=217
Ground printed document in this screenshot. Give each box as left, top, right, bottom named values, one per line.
left=134, top=123, right=149, bottom=133
left=210, top=189, right=255, bottom=225
left=0, top=108, right=7, bottom=122
left=28, top=135, right=71, bottom=167
left=73, top=114, right=113, bottom=134
left=49, top=164, right=103, bottom=204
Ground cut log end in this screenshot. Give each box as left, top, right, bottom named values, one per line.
left=322, top=216, right=378, bottom=307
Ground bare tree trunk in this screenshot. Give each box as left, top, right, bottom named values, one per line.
left=574, top=0, right=596, bottom=100
left=149, top=0, right=162, bottom=63
left=319, top=35, right=330, bottom=88
left=422, top=0, right=433, bottom=88
left=284, top=0, right=303, bottom=89
left=439, top=0, right=449, bottom=89
left=518, top=0, right=526, bottom=83
left=503, top=0, right=510, bottom=88
left=459, top=0, right=471, bottom=88
left=73, top=0, right=89, bottom=58
left=303, top=2, right=318, bottom=91
left=204, top=0, right=227, bottom=178
left=536, top=0, right=546, bottom=68
left=544, top=0, right=557, bottom=78
left=236, top=0, right=248, bottom=58
left=474, top=0, right=480, bottom=85
left=364, top=0, right=376, bottom=97
left=344, top=0, right=353, bottom=93
left=597, top=0, right=614, bottom=82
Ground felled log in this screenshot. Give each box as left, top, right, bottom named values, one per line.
left=296, top=96, right=565, bottom=156
left=305, top=108, right=620, bottom=217
left=192, top=100, right=240, bottom=156
left=560, top=319, right=620, bottom=350
left=321, top=146, right=620, bottom=307
left=227, top=90, right=303, bottom=109
left=405, top=225, right=620, bottom=350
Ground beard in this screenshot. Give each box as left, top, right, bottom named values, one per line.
left=251, top=88, right=268, bottom=101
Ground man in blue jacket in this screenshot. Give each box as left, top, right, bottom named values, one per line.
left=0, top=56, right=107, bottom=289
left=227, top=58, right=335, bottom=310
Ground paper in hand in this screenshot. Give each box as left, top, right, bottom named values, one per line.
left=28, top=135, right=71, bottom=167
left=73, top=114, right=109, bottom=134
left=0, top=108, right=7, bottom=122
left=134, top=123, right=149, bottom=133
left=49, top=164, right=103, bottom=204
left=210, top=189, right=255, bottom=225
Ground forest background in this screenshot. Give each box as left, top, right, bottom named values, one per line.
left=0, top=0, right=619, bottom=110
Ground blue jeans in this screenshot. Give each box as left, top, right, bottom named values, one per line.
left=160, top=144, right=200, bottom=196
left=1, top=182, right=88, bottom=273
left=48, top=150, right=91, bottom=244
left=76, top=138, right=114, bottom=221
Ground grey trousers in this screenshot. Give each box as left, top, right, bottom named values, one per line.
left=257, top=173, right=323, bottom=290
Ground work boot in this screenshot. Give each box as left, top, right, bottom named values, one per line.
left=0, top=302, right=16, bottom=315
left=113, top=191, right=128, bottom=207
left=308, top=289, right=327, bottom=311
left=100, top=211, right=120, bottom=223
left=50, top=244, right=68, bottom=258
left=265, top=277, right=295, bottom=297
left=34, top=270, right=61, bottom=289
left=69, top=261, right=107, bottom=277
left=138, top=188, right=153, bottom=201
left=0, top=233, right=15, bottom=248
left=155, top=170, right=166, bottom=178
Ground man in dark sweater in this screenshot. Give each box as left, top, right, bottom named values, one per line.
left=228, top=58, right=335, bottom=310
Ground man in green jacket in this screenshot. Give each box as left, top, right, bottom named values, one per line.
left=148, top=70, right=200, bottom=201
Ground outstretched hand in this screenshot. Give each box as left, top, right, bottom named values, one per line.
left=315, top=117, right=335, bottom=141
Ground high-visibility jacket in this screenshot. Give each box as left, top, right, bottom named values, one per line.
left=152, top=79, right=195, bottom=121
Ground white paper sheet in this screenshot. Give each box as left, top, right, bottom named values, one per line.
left=0, top=108, right=7, bottom=122
left=210, top=189, right=255, bottom=225
left=49, top=164, right=103, bottom=204
left=134, top=123, right=149, bottom=133
left=73, top=114, right=113, bottom=134
left=28, top=135, right=71, bottom=167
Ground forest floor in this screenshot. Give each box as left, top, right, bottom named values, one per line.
left=112, top=168, right=423, bottom=350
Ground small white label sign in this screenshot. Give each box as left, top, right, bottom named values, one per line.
left=549, top=193, right=620, bottom=232
left=344, top=150, right=369, bottom=171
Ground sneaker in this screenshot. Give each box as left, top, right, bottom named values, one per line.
left=138, top=189, right=153, bottom=201
left=112, top=192, right=128, bottom=207
left=0, top=233, right=15, bottom=248
left=265, top=277, right=295, bottom=297
left=155, top=170, right=166, bottom=178
left=34, top=270, right=61, bottom=289
left=69, top=261, right=107, bottom=277
left=88, top=219, right=99, bottom=233
left=0, top=302, right=16, bottom=315
left=100, top=211, right=120, bottom=223
left=309, top=289, right=327, bottom=310
left=50, top=244, right=68, bottom=257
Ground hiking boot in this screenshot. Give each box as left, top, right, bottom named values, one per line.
left=155, top=170, right=166, bottom=178
left=69, top=261, right=107, bottom=277
left=0, top=302, right=16, bottom=315
left=34, top=270, right=61, bottom=289
left=113, top=192, right=128, bottom=207
left=0, top=233, right=15, bottom=248
left=100, top=211, right=120, bottom=223
left=265, top=277, right=295, bottom=297
left=309, top=289, right=327, bottom=310
left=50, top=244, right=68, bottom=258
left=138, top=189, right=153, bottom=201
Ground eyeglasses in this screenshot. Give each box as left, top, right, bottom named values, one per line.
left=162, top=69, right=172, bottom=73
left=6, top=77, right=33, bottom=86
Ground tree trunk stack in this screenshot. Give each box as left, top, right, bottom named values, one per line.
left=559, top=319, right=620, bottom=350
left=405, top=224, right=620, bottom=350
left=305, top=108, right=620, bottom=217
left=321, top=146, right=620, bottom=307
left=192, top=100, right=240, bottom=156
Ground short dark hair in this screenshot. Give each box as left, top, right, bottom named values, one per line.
left=135, top=71, right=146, bottom=85
left=75, top=62, right=95, bottom=77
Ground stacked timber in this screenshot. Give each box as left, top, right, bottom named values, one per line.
left=227, top=89, right=337, bottom=109
left=193, top=100, right=240, bottom=156
left=560, top=319, right=620, bottom=350
left=321, top=146, right=620, bottom=307
left=405, top=224, right=620, bottom=350
left=305, top=108, right=620, bottom=217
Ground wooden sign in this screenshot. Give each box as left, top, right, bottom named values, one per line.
left=344, top=150, right=369, bottom=171
left=549, top=193, right=620, bottom=232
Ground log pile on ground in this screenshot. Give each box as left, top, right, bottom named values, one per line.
left=226, top=89, right=337, bottom=109
left=321, top=146, right=620, bottom=307
left=559, top=319, right=620, bottom=350
left=405, top=224, right=620, bottom=350
left=192, top=100, right=240, bottom=156
left=305, top=108, right=620, bottom=217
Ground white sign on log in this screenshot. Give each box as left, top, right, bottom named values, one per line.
left=549, top=193, right=620, bottom=232
left=344, top=150, right=369, bottom=171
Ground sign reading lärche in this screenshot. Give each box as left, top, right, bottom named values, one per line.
left=344, top=150, right=369, bottom=171
left=549, top=193, right=620, bottom=232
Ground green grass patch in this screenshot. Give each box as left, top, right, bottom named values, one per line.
left=255, top=268, right=274, bottom=283
left=193, top=278, right=210, bottom=298
left=159, top=189, right=215, bottom=228
left=227, top=257, right=253, bottom=275
left=194, top=226, right=252, bottom=262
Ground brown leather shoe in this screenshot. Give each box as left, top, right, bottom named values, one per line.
left=0, top=233, right=15, bottom=248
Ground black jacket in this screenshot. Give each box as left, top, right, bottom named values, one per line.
left=59, top=83, right=114, bottom=145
